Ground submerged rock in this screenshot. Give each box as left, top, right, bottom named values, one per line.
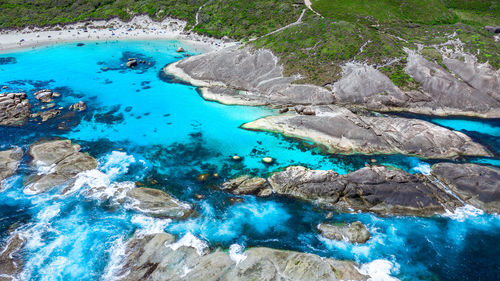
left=0, top=147, right=23, bottom=182
left=36, top=109, right=61, bottom=122
left=318, top=221, right=371, bottom=244
left=24, top=139, right=97, bottom=194
left=0, top=93, right=30, bottom=126
left=118, top=232, right=367, bottom=281
left=242, top=105, right=489, bottom=159
left=69, top=101, right=87, bottom=111
left=126, top=187, right=193, bottom=219
left=432, top=163, right=500, bottom=213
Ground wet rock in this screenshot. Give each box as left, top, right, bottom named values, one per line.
left=261, top=157, right=274, bottom=164
left=37, top=109, right=61, bottom=122
left=126, top=187, right=193, bottom=219
left=279, top=107, right=289, bottom=113
left=0, top=233, right=26, bottom=280
left=34, top=89, right=58, bottom=103
left=242, top=105, right=489, bottom=159
left=24, top=140, right=97, bottom=194
left=0, top=92, right=30, bottom=126
left=164, top=46, right=334, bottom=106
left=69, top=101, right=87, bottom=111
left=0, top=147, right=23, bottom=182
left=126, top=59, right=137, bottom=68
left=176, top=47, right=185, bottom=53
left=432, top=163, right=500, bottom=213
left=196, top=173, right=210, bottom=181
left=231, top=155, right=242, bottom=161
left=318, top=221, right=371, bottom=243
left=221, top=175, right=271, bottom=196
left=118, top=233, right=367, bottom=281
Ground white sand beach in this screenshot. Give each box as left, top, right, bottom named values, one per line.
left=0, top=15, right=236, bottom=53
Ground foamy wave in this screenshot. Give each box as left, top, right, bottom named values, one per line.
left=443, top=204, right=484, bottom=222
left=358, top=259, right=400, bottom=281
left=167, top=232, right=208, bottom=256
left=411, top=160, right=431, bottom=175
left=131, top=214, right=171, bottom=236
left=100, top=151, right=136, bottom=179
left=229, top=244, right=247, bottom=264
left=101, top=236, right=129, bottom=281
left=35, top=161, right=56, bottom=176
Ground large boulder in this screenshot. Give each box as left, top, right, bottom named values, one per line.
left=34, top=89, right=59, bottom=103
left=0, top=93, right=30, bottom=126
left=0, top=147, right=23, bottom=182
left=431, top=163, right=500, bottom=213
left=0, top=233, right=26, bottom=280
left=24, top=140, right=97, bottom=194
left=117, top=233, right=367, bottom=281
left=318, top=221, right=371, bottom=244
left=221, top=175, right=273, bottom=197
left=126, top=187, right=193, bottom=219
left=164, top=46, right=334, bottom=106
left=242, top=105, right=489, bottom=159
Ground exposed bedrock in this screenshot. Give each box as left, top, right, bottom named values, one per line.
left=164, top=46, right=334, bottom=106
left=165, top=46, right=499, bottom=117
left=118, top=233, right=367, bottom=281
left=0, top=232, right=26, bottom=281
left=0, top=147, right=23, bottom=182
left=242, top=105, right=489, bottom=159
left=220, top=163, right=500, bottom=216
left=0, top=92, right=30, bottom=126
left=126, top=187, right=193, bottom=219
left=432, top=163, right=500, bottom=213
left=24, top=139, right=98, bottom=194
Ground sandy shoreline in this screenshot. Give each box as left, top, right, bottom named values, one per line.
left=0, top=15, right=236, bottom=54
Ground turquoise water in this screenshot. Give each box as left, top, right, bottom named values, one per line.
left=0, top=41, right=499, bottom=281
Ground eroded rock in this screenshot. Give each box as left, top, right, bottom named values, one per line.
left=0, top=93, right=30, bottom=126
left=126, top=187, right=193, bottom=219
left=34, top=89, right=59, bottom=103
left=0, top=233, right=26, bottom=280
left=318, top=221, right=370, bottom=244
left=0, top=147, right=23, bottom=182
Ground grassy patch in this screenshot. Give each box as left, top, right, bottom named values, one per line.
left=379, top=60, right=420, bottom=91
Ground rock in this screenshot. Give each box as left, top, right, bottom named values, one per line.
left=242, top=105, right=489, bottom=159
left=126, top=59, right=137, bottom=68
left=431, top=163, right=500, bottom=213
left=279, top=107, right=289, bottom=113
left=0, top=147, right=23, bottom=182
left=318, top=221, right=371, bottom=243
left=221, top=165, right=463, bottom=216
left=117, top=233, right=367, bottom=281
left=126, top=187, right=193, bottom=219
left=37, top=109, right=61, bottom=122
left=176, top=47, right=185, bottom=53
left=164, top=46, right=334, bottom=106
left=261, top=157, right=274, bottom=164
left=221, top=175, right=271, bottom=196
left=34, top=89, right=57, bottom=103
left=24, top=140, right=97, bottom=194
left=196, top=173, right=210, bottom=181
left=231, top=155, right=242, bottom=161
left=69, top=101, right=87, bottom=111
left=0, top=92, right=30, bottom=126
left=484, top=26, right=500, bottom=33
left=0, top=233, right=26, bottom=279
left=302, top=107, right=316, bottom=115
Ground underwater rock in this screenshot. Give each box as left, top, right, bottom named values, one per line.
left=36, top=109, right=61, bottom=122
left=432, top=163, right=500, bottom=213
left=24, top=140, right=97, bottom=194
left=242, top=105, right=489, bottom=159
left=69, top=101, right=87, bottom=111
left=0, top=92, right=30, bottom=126
left=317, top=221, right=371, bottom=244
left=34, top=89, right=58, bottom=103
left=164, top=46, right=334, bottom=106
left=117, top=232, right=367, bottom=281
left=0, top=147, right=23, bottom=182
left=125, top=187, right=193, bottom=219
left=0, top=233, right=26, bottom=280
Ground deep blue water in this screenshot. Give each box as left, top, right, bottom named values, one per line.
left=0, top=41, right=499, bottom=281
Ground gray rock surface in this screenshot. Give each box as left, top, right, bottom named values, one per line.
left=24, top=140, right=97, bottom=194
left=126, top=187, right=193, bottom=219
left=432, top=163, right=500, bottom=213
left=118, top=233, right=367, bottom=281
left=0, top=233, right=26, bottom=281
left=34, top=89, right=58, bottom=103
left=0, top=93, right=30, bottom=126
left=164, top=46, right=334, bottom=106
left=0, top=147, right=23, bottom=182
left=221, top=175, right=273, bottom=197
left=318, top=221, right=371, bottom=244
left=242, top=105, right=489, bottom=159
left=69, top=101, right=87, bottom=111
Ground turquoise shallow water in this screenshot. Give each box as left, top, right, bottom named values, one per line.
left=0, top=41, right=499, bottom=281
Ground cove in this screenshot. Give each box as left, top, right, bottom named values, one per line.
left=0, top=41, right=499, bottom=281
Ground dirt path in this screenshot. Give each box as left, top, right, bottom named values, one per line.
left=304, top=0, right=322, bottom=17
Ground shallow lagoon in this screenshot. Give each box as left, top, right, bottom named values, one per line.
left=0, top=41, right=499, bottom=281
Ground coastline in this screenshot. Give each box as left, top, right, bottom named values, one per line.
left=0, top=15, right=236, bottom=54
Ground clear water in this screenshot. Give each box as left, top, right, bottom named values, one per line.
left=0, top=41, right=499, bottom=281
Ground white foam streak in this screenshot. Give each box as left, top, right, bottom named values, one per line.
left=101, top=236, right=129, bottom=281
left=229, top=244, right=247, bottom=264
left=444, top=204, right=484, bottom=222
left=167, top=232, right=208, bottom=256
left=131, top=214, right=171, bottom=236
left=358, top=259, right=400, bottom=281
